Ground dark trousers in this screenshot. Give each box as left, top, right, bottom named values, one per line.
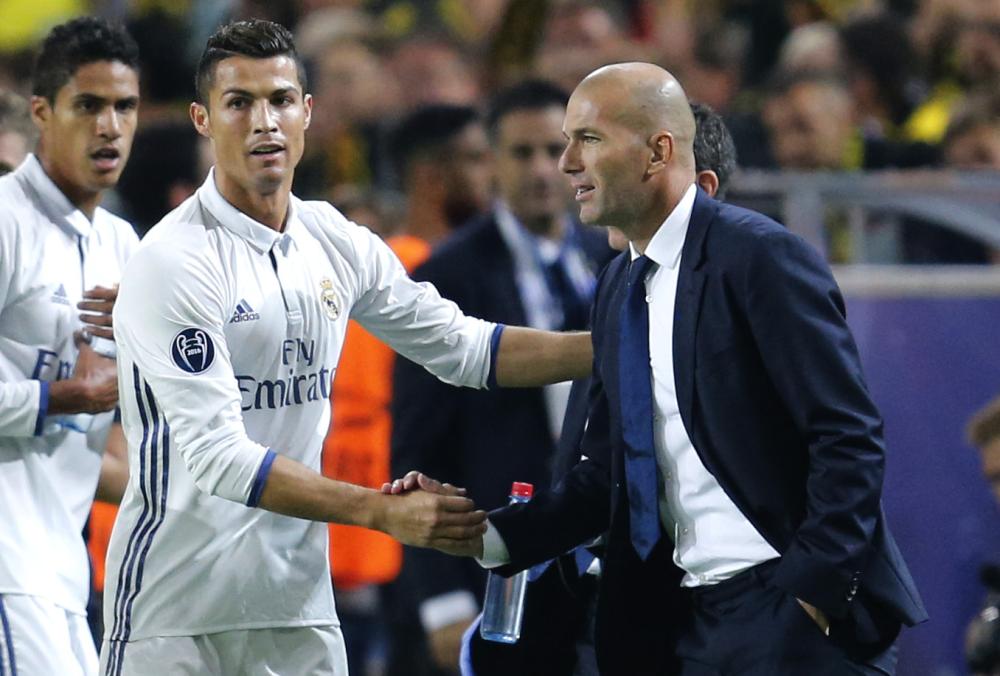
left=675, top=562, right=898, bottom=676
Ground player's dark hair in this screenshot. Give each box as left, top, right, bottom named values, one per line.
left=486, top=79, right=568, bottom=139
left=195, top=19, right=306, bottom=104
left=32, top=16, right=139, bottom=103
left=390, top=104, right=481, bottom=179
left=691, top=102, right=738, bottom=199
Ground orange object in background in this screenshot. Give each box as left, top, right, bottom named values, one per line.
left=323, top=234, right=431, bottom=589
left=87, top=500, right=118, bottom=592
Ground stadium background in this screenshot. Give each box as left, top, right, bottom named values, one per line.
left=2, top=1, right=999, bottom=674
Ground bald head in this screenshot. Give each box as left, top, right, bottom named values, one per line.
left=576, top=62, right=696, bottom=167
left=559, top=62, right=698, bottom=247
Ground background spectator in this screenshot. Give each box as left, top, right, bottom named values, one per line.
left=0, top=89, right=34, bottom=173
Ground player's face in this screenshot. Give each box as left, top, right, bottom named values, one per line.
left=193, top=55, right=311, bottom=197
left=495, top=106, right=571, bottom=234
left=31, top=60, right=139, bottom=203
left=559, top=87, right=650, bottom=229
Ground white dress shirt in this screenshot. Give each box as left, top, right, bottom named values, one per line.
left=482, top=184, right=779, bottom=587
left=640, top=183, right=779, bottom=587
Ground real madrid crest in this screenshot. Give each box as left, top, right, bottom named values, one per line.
left=319, top=278, right=340, bottom=320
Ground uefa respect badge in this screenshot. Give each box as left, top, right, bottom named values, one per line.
left=171, top=328, right=216, bottom=374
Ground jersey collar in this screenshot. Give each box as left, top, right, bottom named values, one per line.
left=198, top=168, right=293, bottom=254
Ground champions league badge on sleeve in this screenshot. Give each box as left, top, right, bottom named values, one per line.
left=319, top=278, right=340, bottom=320
left=171, top=328, right=216, bottom=374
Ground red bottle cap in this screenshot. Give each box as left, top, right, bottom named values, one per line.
left=510, top=482, right=534, bottom=499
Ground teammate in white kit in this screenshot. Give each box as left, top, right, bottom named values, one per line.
left=101, top=20, right=591, bottom=675
left=0, top=17, right=141, bottom=676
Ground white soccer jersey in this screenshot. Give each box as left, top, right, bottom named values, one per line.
left=104, top=171, right=498, bottom=647
left=0, top=154, right=138, bottom=615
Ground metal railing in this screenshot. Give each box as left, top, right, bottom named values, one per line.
left=726, top=170, right=1000, bottom=262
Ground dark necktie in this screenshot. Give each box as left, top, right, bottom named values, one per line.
left=543, top=256, right=592, bottom=331
left=618, top=255, right=661, bottom=560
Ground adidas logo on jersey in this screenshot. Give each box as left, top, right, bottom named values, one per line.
left=230, top=299, right=260, bottom=323
left=51, top=283, right=71, bottom=306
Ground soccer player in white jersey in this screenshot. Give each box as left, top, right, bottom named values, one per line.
left=101, top=19, right=591, bottom=676
left=0, top=17, right=141, bottom=676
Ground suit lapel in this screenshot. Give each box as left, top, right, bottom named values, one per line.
left=672, top=189, right=717, bottom=430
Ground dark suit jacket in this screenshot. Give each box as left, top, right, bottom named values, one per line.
left=490, top=189, right=928, bottom=675
left=391, top=212, right=613, bottom=674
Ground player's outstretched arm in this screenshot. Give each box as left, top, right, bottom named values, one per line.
left=258, top=454, right=486, bottom=555
left=493, top=327, right=592, bottom=387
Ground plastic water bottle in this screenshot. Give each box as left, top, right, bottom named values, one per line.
left=480, top=481, right=534, bottom=644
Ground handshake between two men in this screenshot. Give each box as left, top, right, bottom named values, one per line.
left=379, top=470, right=487, bottom=559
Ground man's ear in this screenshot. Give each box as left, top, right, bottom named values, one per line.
left=190, top=101, right=211, bottom=139
left=29, top=95, right=51, bottom=133
left=696, top=170, right=720, bottom=198
left=303, top=92, right=313, bottom=131
left=646, top=131, right=673, bottom=176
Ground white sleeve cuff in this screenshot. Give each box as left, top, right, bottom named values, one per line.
left=418, top=590, right=479, bottom=632
left=475, top=519, right=511, bottom=569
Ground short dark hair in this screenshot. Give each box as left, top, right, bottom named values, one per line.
left=390, top=104, right=481, bottom=179
left=32, top=16, right=139, bottom=103
left=195, top=20, right=307, bottom=104
left=691, top=102, right=738, bottom=198
left=486, top=79, right=568, bottom=139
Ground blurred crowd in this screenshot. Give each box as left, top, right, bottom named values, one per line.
left=1, top=0, right=998, bottom=250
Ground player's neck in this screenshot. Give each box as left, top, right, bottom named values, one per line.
left=215, top=170, right=291, bottom=231
left=37, top=154, right=101, bottom=220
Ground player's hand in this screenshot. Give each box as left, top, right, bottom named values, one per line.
left=49, top=336, right=119, bottom=414
left=381, top=471, right=467, bottom=497
left=796, top=598, right=831, bottom=636
left=375, top=488, right=486, bottom=556
left=78, top=285, right=119, bottom=340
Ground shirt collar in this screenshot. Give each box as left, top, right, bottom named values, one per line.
left=19, top=153, right=96, bottom=238
left=197, top=167, right=293, bottom=254
left=629, top=182, right=696, bottom=269
left=494, top=201, right=573, bottom=263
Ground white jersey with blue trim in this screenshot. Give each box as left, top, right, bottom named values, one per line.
left=104, top=171, right=497, bottom=644
left=0, top=154, right=138, bottom=615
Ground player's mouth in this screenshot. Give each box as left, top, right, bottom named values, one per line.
left=90, top=146, right=121, bottom=172
left=573, top=182, right=596, bottom=201
left=249, top=142, right=285, bottom=160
